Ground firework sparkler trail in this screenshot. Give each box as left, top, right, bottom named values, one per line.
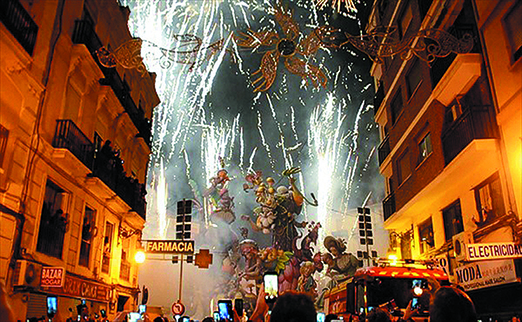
left=124, top=1, right=381, bottom=306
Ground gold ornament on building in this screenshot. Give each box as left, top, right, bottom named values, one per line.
left=340, top=26, right=474, bottom=63
left=96, top=38, right=148, bottom=76
left=235, top=5, right=337, bottom=92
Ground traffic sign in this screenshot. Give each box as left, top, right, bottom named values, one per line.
left=172, top=302, right=185, bottom=315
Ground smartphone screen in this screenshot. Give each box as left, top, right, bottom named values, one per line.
left=213, top=311, right=220, bottom=321
left=234, top=298, right=244, bottom=316
left=218, top=300, right=233, bottom=321
left=181, top=316, right=190, bottom=322
left=264, top=272, right=278, bottom=303
left=47, top=296, right=57, bottom=315
left=411, top=297, right=419, bottom=309
left=317, top=312, right=326, bottom=322
left=139, top=304, right=146, bottom=314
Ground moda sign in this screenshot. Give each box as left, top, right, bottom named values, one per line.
left=454, top=259, right=517, bottom=291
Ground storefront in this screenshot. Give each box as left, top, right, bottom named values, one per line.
left=35, top=270, right=111, bottom=321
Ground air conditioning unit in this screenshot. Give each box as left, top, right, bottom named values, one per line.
left=13, top=260, right=42, bottom=288
left=452, top=231, right=474, bottom=262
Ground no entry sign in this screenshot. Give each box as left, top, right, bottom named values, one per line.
left=172, top=302, right=185, bottom=316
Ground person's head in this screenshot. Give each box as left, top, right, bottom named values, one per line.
left=154, top=317, right=164, bottom=322
left=270, top=291, right=316, bottom=322
left=429, top=286, right=477, bottom=322
left=202, top=317, right=215, bottom=322
left=321, top=253, right=334, bottom=266
left=325, top=313, right=339, bottom=322
left=300, top=261, right=315, bottom=277
left=365, top=308, right=391, bottom=322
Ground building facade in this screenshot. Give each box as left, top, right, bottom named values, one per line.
left=368, top=0, right=521, bottom=318
left=1, top=0, right=159, bottom=320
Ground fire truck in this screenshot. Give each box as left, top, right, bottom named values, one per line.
left=323, top=259, right=449, bottom=321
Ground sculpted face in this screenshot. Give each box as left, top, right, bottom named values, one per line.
left=329, top=246, right=340, bottom=256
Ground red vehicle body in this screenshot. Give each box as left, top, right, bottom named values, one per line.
left=324, top=261, right=449, bottom=321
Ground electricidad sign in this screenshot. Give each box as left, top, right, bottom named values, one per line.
left=466, top=242, right=522, bottom=261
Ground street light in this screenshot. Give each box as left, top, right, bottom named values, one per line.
left=135, top=250, right=146, bottom=264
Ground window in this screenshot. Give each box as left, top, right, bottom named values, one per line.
left=79, top=206, right=96, bottom=267
left=0, top=124, right=8, bottom=168
left=418, top=133, right=432, bottom=163
left=399, top=1, right=413, bottom=39
left=120, top=249, right=130, bottom=281
left=37, top=180, right=67, bottom=258
left=397, top=151, right=411, bottom=185
left=442, top=200, right=464, bottom=241
left=504, top=1, right=522, bottom=62
left=418, top=218, right=434, bottom=254
left=406, top=59, right=422, bottom=99
left=391, top=90, right=403, bottom=124
left=101, top=222, right=114, bottom=274
left=473, top=172, right=505, bottom=226
left=400, top=230, right=412, bottom=260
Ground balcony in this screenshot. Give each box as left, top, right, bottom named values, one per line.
left=383, top=192, right=396, bottom=221
left=52, top=120, right=94, bottom=170
left=52, top=120, right=146, bottom=218
left=378, top=135, right=390, bottom=165
left=431, top=24, right=480, bottom=90
left=0, top=0, right=39, bottom=56
left=72, top=20, right=152, bottom=147
left=442, top=106, right=497, bottom=165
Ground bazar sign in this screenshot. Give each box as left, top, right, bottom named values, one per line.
left=40, top=267, right=65, bottom=287
left=466, top=242, right=522, bottom=261
left=42, top=273, right=110, bottom=302
left=143, top=240, right=195, bottom=254
left=454, top=259, right=517, bottom=291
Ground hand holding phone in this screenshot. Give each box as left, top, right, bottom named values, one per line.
left=264, top=272, right=278, bottom=304
left=218, top=300, right=233, bottom=321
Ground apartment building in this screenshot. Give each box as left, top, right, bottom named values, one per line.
left=368, top=0, right=521, bottom=317
left=1, top=0, right=159, bottom=320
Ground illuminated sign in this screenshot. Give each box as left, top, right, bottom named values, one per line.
left=41, top=267, right=65, bottom=288
left=466, top=242, right=522, bottom=261
left=42, top=274, right=110, bottom=302
left=454, top=259, right=517, bottom=291
left=143, top=240, right=195, bottom=254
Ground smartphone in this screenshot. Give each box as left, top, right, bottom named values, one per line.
left=411, top=297, right=420, bottom=309
left=47, top=296, right=57, bottom=315
left=139, top=304, right=146, bottom=314
left=234, top=298, right=244, bottom=316
left=213, top=311, right=220, bottom=321
left=317, top=312, right=326, bottom=322
left=218, top=300, right=233, bottom=321
left=264, top=272, right=279, bottom=303
left=128, top=312, right=141, bottom=322
left=180, top=316, right=190, bottom=322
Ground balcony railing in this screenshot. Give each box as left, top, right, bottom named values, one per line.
left=442, top=105, right=497, bottom=165
left=373, top=82, right=385, bottom=115
left=431, top=24, right=480, bottom=88
left=377, top=135, right=390, bottom=165
left=52, top=120, right=146, bottom=218
left=52, top=120, right=94, bottom=169
left=72, top=20, right=152, bottom=147
left=0, top=0, right=39, bottom=56
left=383, top=192, right=396, bottom=221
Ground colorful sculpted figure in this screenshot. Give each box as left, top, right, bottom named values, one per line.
left=322, top=236, right=362, bottom=282
left=297, top=261, right=318, bottom=298
left=204, top=169, right=236, bottom=224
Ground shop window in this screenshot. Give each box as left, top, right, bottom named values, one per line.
left=503, top=1, right=522, bottom=62
left=399, top=1, right=413, bottom=39
left=391, top=89, right=403, bottom=124
left=37, top=180, right=67, bottom=258
left=397, top=150, right=411, bottom=185
left=418, top=132, right=432, bottom=164
left=102, top=222, right=114, bottom=274
left=442, top=200, right=464, bottom=241
left=418, top=218, right=434, bottom=254
left=473, top=172, right=505, bottom=226
left=406, top=59, right=422, bottom=99
left=79, top=206, right=96, bottom=267
left=0, top=124, right=8, bottom=168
